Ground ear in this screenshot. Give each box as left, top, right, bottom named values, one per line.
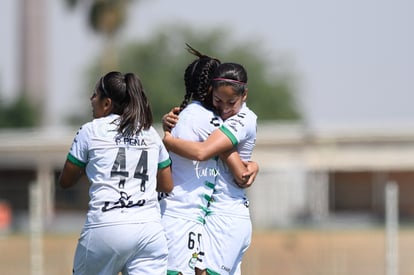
left=207, top=85, right=213, bottom=94
left=242, top=88, right=248, bottom=102
left=103, top=98, right=113, bottom=115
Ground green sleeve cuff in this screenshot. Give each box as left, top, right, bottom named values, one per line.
left=158, top=158, right=172, bottom=169
left=219, top=125, right=238, bottom=146
left=67, top=153, right=87, bottom=168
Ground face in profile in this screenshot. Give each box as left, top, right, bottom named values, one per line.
left=90, top=85, right=107, bottom=119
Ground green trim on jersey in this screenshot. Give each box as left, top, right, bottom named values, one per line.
left=67, top=153, right=86, bottom=168
left=206, top=268, right=221, bottom=275
left=204, top=180, right=215, bottom=190
left=200, top=204, right=212, bottom=216
left=203, top=194, right=212, bottom=202
left=167, top=270, right=182, bottom=275
left=197, top=216, right=206, bottom=224
left=219, top=125, right=238, bottom=146
left=158, top=158, right=172, bottom=169
left=205, top=210, right=215, bottom=216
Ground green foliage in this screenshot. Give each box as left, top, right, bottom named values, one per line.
left=89, top=0, right=127, bottom=35
left=63, top=0, right=301, bottom=123
left=64, top=0, right=79, bottom=9
left=65, top=0, right=129, bottom=35
left=72, top=24, right=302, bottom=124
left=0, top=96, right=39, bottom=128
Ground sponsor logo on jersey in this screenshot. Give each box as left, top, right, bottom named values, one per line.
left=194, top=161, right=220, bottom=179
left=101, top=191, right=146, bottom=212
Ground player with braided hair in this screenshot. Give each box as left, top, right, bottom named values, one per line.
left=180, top=43, right=220, bottom=111
left=160, top=45, right=258, bottom=275
left=163, top=62, right=258, bottom=275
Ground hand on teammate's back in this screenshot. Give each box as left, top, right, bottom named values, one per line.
left=162, top=106, right=180, bottom=131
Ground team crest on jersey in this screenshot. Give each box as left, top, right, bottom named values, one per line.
left=243, top=197, right=250, bottom=208
left=188, top=251, right=204, bottom=269
left=209, top=117, right=221, bottom=127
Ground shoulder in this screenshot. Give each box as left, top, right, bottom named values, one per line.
left=238, top=104, right=257, bottom=121
left=146, top=126, right=162, bottom=139
left=226, top=104, right=256, bottom=127
left=75, top=120, right=93, bottom=138
left=176, top=102, right=217, bottom=128
left=220, top=104, right=256, bottom=140
left=143, top=126, right=164, bottom=145
left=180, top=101, right=211, bottom=116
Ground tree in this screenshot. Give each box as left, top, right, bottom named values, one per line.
left=67, top=24, right=302, bottom=125
left=64, top=0, right=132, bottom=70
left=0, top=95, right=39, bottom=128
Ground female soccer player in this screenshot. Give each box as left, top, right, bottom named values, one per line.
left=163, top=62, right=257, bottom=275
left=58, top=71, right=173, bottom=275
left=160, top=46, right=257, bottom=275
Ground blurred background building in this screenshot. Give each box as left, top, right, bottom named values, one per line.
left=0, top=0, right=413, bottom=232
left=1, top=1, right=414, bottom=274
left=2, top=122, right=414, bottom=231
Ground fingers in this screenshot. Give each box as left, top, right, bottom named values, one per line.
left=237, top=174, right=254, bottom=189
left=162, top=114, right=174, bottom=131
left=171, top=106, right=180, bottom=115
left=238, top=161, right=259, bottom=189
left=163, top=114, right=178, bottom=130
left=162, top=107, right=180, bottom=131
left=245, top=174, right=256, bottom=187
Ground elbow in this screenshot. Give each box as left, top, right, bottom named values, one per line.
left=233, top=174, right=249, bottom=186
left=195, top=154, right=209, bottom=161
left=164, top=182, right=174, bottom=193
left=59, top=182, right=70, bottom=190
left=58, top=178, right=73, bottom=190
left=193, top=150, right=212, bottom=161
left=58, top=171, right=80, bottom=190
left=60, top=185, right=70, bottom=190
left=57, top=175, right=67, bottom=189
left=157, top=183, right=173, bottom=193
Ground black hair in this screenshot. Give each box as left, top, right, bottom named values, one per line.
left=181, top=44, right=221, bottom=111
left=212, top=62, right=248, bottom=95
left=99, top=71, right=153, bottom=136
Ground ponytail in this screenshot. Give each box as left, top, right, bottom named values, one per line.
left=100, top=71, right=153, bottom=136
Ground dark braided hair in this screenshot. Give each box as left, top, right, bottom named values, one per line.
left=180, top=43, right=221, bottom=112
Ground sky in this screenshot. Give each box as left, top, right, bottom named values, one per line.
left=1, top=0, right=413, bottom=131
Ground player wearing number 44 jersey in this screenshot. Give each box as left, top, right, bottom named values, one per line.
left=58, top=71, right=173, bottom=275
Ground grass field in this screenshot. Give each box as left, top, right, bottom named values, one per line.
left=1, top=228, right=414, bottom=274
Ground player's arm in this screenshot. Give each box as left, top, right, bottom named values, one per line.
left=220, top=149, right=259, bottom=188
left=58, top=159, right=85, bottom=189
left=163, top=129, right=233, bottom=161
left=156, top=165, right=173, bottom=193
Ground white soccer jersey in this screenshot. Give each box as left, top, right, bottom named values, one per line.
left=160, top=101, right=222, bottom=224
left=209, top=103, right=257, bottom=218
left=67, top=114, right=171, bottom=228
